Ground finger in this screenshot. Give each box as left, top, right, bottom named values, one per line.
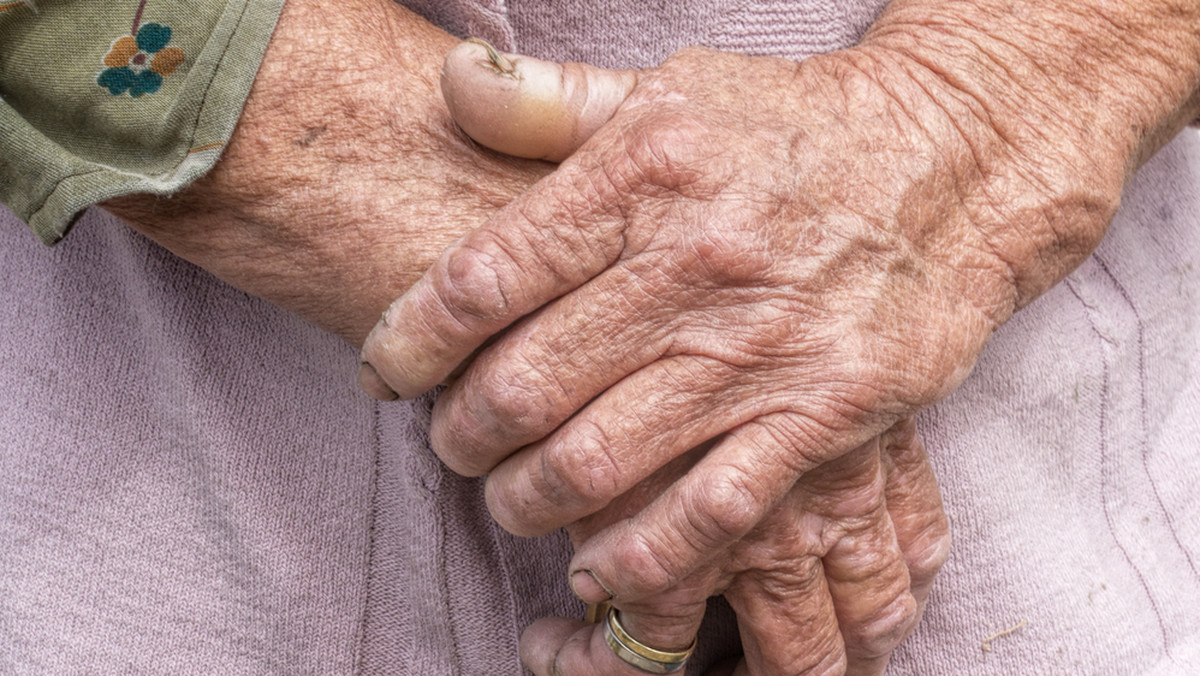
left=813, top=440, right=919, bottom=675
left=359, top=43, right=642, bottom=400
left=458, top=349, right=740, bottom=493
left=359, top=167, right=619, bottom=399
left=476, top=323, right=868, bottom=531
left=724, top=556, right=848, bottom=675
left=442, top=38, right=637, bottom=162
left=426, top=225, right=796, bottom=476
left=563, top=415, right=842, bottom=604
left=522, top=618, right=698, bottom=676
left=521, top=589, right=707, bottom=676
left=357, top=361, right=400, bottom=401
left=426, top=261, right=682, bottom=476
left=880, top=418, right=950, bottom=611
left=520, top=617, right=608, bottom=676
left=563, top=440, right=716, bottom=546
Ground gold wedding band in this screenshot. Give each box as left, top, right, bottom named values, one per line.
left=602, top=605, right=696, bottom=674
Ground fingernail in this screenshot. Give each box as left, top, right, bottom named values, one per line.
left=570, top=569, right=612, bottom=603
left=358, top=362, right=399, bottom=401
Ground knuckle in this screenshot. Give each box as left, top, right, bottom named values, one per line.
left=844, top=592, right=919, bottom=659
left=906, top=520, right=952, bottom=585
left=684, top=224, right=777, bottom=287
left=539, top=428, right=624, bottom=508
left=685, top=467, right=767, bottom=545
left=609, top=531, right=679, bottom=599
left=618, top=113, right=718, bottom=196
left=472, top=364, right=553, bottom=434
left=438, top=237, right=519, bottom=326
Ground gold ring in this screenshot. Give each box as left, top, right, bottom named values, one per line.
left=601, top=606, right=695, bottom=674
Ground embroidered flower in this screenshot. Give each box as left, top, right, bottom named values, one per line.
left=97, top=23, right=184, bottom=97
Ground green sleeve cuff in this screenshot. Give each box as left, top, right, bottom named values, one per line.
left=0, top=0, right=285, bottom=245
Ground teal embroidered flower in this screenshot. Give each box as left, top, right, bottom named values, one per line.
left=98, top=23, right=185, bottom=97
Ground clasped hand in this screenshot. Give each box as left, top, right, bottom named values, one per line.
left=357, top=38, right=1022, bottom=674
left=100, top=0, right=1179, bottom=671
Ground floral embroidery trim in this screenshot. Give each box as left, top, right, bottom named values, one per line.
left=97, top=1, right=184, bottom=98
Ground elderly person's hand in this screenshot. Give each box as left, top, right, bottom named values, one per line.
left=527, top=418, right=950, bottom=676
left=361, top=0, right=1200, bottom=664
left=100, top=2, right=953, bottom=673
left=397, top=41, right=955, bottom=675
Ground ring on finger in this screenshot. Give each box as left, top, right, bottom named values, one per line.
left=602, top=606, right=696, bottom=674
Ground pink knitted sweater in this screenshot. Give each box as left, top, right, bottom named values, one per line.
left=2, top=2, right=1198, bottom=674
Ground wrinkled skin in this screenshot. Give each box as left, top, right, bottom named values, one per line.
left=364, top=41, right=1044, bottom=609
left=102, top=0, right=955, bottom=673
left=423, top=40, right=958, bottom=674
left=105, top=0, right=550, bottom=346
left=363, top=0, right=1200, bottom=669
left=528, top=419, right=950, bottom=676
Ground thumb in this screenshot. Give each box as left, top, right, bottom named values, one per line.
left=441, top=38, right=637, bottom=162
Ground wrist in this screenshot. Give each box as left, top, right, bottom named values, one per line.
left=107, top=0, right=548, bottom=346
left=864, top=0, right=1200, bottom=174
left=853, top=0, right=1200, bottom=312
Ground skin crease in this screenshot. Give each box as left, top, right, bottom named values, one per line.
left=101, top=0, right=952, bottom=674
left=361, top=0, right=1200, bottom=671
left=533, top=419, right=952, bottom=676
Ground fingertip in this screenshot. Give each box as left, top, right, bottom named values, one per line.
left=441, top=38, right=635, bottom=162
left=519, top=617, right=589, bottom=676
left=483, top=468, right=558, bottom=536
left=358, top=292, right=449, bottom=401
left=570, top=569, right=614, bottom=604
left=357, top=361, right=399, bottom=401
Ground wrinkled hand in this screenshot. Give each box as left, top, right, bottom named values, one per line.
left=364, top=28, right=1037, bottom=600
left=100, top=9, right=956, bottom=673
left=524, top=418, right=950, bottom=676
left=367, top=40, right=960, bottom=675
left=361, top=8, right=1148, bottom=668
